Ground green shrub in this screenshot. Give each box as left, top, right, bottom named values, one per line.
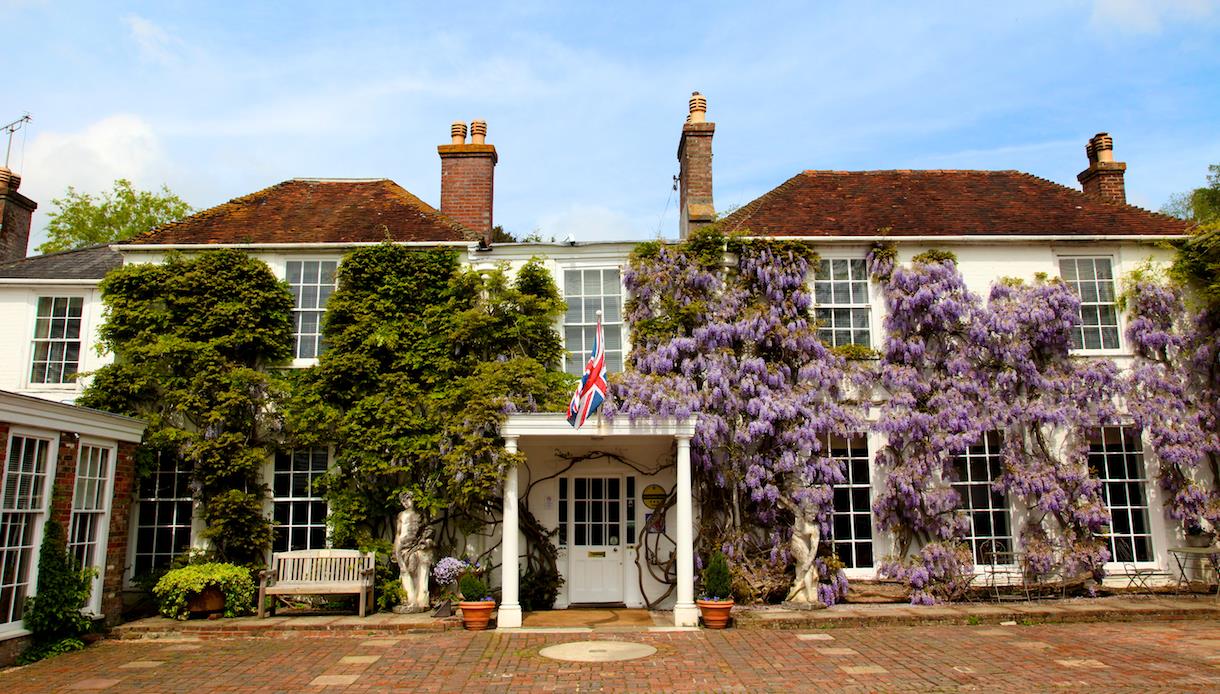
left=458, top=573, right=489, bottom=602
left=520, top=564, right=564, bottom=611
left=153, top=562, right=256, bottom=620
left=20, top=520, right=94, bottom=664
left=701, top=551, right=733, bottom=601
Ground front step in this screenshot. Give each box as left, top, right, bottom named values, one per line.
left=108, top=612, right=461, bottom=640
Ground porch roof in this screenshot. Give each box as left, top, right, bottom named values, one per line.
left=500, top=413, right=696, bottom=439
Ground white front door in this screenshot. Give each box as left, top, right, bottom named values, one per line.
left=566, top=476, right=625, bottom=604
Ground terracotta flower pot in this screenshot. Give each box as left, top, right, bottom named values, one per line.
left=459, top=601, right=496, bottom=631
left=188, top=586, right=226, bottom=616
left=697, top=598, right=734, bottom=629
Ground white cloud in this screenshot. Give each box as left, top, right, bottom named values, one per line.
left=1090, top=0, right=1217, bottom=33
left=19, top=115, right=179, bottom=249
left=535, top=204, right=647, bottom=243
left=123, top=14, right=183, bottom=64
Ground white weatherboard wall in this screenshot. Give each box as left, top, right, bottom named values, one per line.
left=0, top=283, right=107, bottom=403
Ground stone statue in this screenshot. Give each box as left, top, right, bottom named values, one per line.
left=779, top=488, right=821, bottom=606
left=393, top=491, right=434, bottom=612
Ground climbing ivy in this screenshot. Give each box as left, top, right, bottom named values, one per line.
left=284, top=243, right=571, bottom=556
left=79, top=249, right=293, bottom=567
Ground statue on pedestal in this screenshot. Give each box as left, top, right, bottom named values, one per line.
left=779, top=485, right=822, bottom=606
left=393, top=491, right=434, bottom=612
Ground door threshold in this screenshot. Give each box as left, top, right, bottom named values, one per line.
left=566, top=602, right=628, bottom=609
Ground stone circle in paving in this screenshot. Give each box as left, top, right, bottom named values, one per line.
left=538, top=640, right=657, bottom=662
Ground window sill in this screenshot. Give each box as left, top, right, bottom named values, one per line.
left=0, top=626, right=32, bottom=642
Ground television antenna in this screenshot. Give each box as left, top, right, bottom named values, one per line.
left=3, top=113, right=31, bottom=169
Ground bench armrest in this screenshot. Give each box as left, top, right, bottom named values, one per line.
left=259, top=568, right=278, bottom=586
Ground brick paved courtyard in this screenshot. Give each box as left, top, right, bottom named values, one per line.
left=1, top=620, right=1218, bottom=692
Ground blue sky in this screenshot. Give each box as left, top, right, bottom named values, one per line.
left=5, top=1, right=1220, bottom=250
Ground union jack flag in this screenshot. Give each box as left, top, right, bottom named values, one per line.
left=566, top=313, right=607, bottom=428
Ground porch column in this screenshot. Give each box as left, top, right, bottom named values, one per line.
left=673, top=434, right=699, bottom=627
left=497, top=436, right=523, bottom=628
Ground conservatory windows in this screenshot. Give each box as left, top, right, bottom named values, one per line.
left=814, top=258, right=871, bottom=348
left=1059, top=257, right=1120, bottom=350
left=287, top=260, right=338, bottom=359
left=68, top=444, right=113, bottom=614
left=29, top=296, right=83, bottom=385
left=828, top=435, right=873, bottom=569
left=951, top=432, right=1013, bottom=564
left=0, top=434, right=54, bottom=629
left=1090, top=426, right=1154, bottom=563
left=132, top=453, right=194, bottom=578
left=563, top=268, right=624, bottom=374
left=272, top=448, right=329, bottom=552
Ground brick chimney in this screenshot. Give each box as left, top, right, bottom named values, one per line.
left=678, top=92, right=715, bottom=239
left=0, top=166, right=36, bottom=261
left=438, top=119, right=497, bottom=246
left=1077, top=132, right=1126, bottom=204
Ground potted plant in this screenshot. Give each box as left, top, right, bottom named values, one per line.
left=457, top=573, right=496, bottom=630
left=152, top=563, right=256, bottom=620
left=696, top=551, right=735, bottom=629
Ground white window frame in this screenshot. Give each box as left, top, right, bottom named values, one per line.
left=561, top=266, right=626, bottom=375
left=284, top=258, right=341, bottom=367
left=827, top=434, right=874, bottom=571
left=951, top=432, right=1015, bottom=567
left=1091, top=426, right=1156, bottom=567
left=67, top=439, right=117, bottom=616
left=0, top=428, right=59, bottom=636
left=26, top=294, right=88, bottom=390
left=1057, top=255, right=1123, bottom=354
left=269, top=447, right=331, bottom=554
left=813, top=256, right=874, bottom=349
left=128, top=453, right=195, bottom=582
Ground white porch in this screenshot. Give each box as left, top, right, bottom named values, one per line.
left=497, top=414, right=698, bottom=628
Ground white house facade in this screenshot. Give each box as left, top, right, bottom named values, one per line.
left=0, top=95, right=1202, bottom=628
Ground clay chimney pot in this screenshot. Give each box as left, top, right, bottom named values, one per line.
left=688, top=92, right=707, bottom=124
left=470, top=120, right=487, bottom=145
left=450, top=121, right=468, bottom=145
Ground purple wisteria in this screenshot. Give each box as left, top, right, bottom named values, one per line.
left=1124, top=277, right=1220, bottom=531
left=870, top=249, right=983, bottom=599
left=607, top=232, right=865, bottom=601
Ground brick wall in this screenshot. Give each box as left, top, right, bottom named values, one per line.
left=0, top=172, right=36, bottom=262
left=438, top=144, right=497, bottom=244
left=101, top=441, right=137, bottom=625
left=50, top=432, right=79, bottom=528
left=678, top=122, right=715, bottom=237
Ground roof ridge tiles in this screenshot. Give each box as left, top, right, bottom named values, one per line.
left=129, top=178, right=477, bottom=245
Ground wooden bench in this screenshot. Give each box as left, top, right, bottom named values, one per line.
left=258, top=549, right=376, bottom=618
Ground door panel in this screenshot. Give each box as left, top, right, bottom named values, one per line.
left=568, top=476, right=624, bottom=603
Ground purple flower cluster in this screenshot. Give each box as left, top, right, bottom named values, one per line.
left=608, top=238, right=865, bottom=580
left=432, top=556, right=470, bottom=586
left=1124, top=279, right=1220, bottom=530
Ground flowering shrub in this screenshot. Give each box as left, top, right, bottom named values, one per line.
left=432, top=557, right=470, bottom=586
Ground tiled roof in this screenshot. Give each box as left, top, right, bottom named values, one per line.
left=130, top=178, right=477, bottom=245
left=720, top=170, right=1191, bottom=237
left=0, top=245, right=121, bottom=280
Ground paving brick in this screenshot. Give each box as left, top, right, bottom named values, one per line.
left=4, top=619, right=1220, bottom=692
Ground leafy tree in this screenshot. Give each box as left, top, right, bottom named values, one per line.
left=1162, top=164, right=1220, bottom=227
left=79, top=249, right=293, bottom=566
left=37, top=179, right=192, bottom=254
left=285, top=244, right=570, bottom=558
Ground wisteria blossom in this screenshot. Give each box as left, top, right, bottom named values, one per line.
left=1124, top=276, right=1220, bottom=531
left=607, top=231, right=865, bottom=600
